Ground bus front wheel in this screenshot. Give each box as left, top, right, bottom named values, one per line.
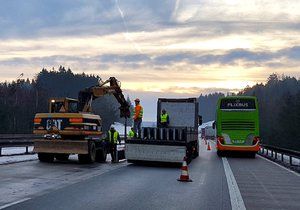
left=249, top=152, right=256, bottom=158
left=217, top=150, right=224, bottom=157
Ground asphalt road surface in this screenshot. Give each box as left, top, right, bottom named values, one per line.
left=1, top=139, right=299, bottom=210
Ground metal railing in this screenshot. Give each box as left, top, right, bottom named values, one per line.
left=0, top=134, right=125, bottom=156
left=0, top=134, right=40, bottom=156
left=258, top=144, right=300, bottom=170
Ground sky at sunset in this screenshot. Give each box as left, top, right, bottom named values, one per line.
left=0, top=0, right=300, bottom=120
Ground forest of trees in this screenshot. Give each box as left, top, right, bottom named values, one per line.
left=198, top=93, right=225, bottom=122
left=198, top=73, right=300, bottom=151
left=240, top=74, right=300, bottom=151
left=0, top=66, right=133, bottom=133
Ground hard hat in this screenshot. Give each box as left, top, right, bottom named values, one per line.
left=134, top=98, right=140, bottom=102
left=110, top=125, right=115, bottom=129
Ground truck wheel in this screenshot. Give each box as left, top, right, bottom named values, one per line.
left=38, top=153, right=54, bottom=162
left=55, top=154, right=69, bottom=161
left=127, top=160, right=138, bottom=164
left=192, top=144, right=199, bottom=158
left=95, top=148, right=107, bottom=162
left=186, top=155, right=192, bottom=164
left=79, top=141, right=96, bottom=163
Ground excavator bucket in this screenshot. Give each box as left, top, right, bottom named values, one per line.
left=33, top=139, right=89, bottom=154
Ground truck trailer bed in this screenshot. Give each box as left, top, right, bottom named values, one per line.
left=126, top=143, right=186, bottom=163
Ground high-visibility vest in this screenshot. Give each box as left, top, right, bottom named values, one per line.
left=128, top=130, right=135, bottom=138
left=108, top=130, right=119, bottom=144
left=160, top=113, right=168, bottom=123
left=134, top=104, right=143, bottom=119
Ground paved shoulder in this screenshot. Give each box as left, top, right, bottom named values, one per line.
left=228, top=155, right=300, bottom=210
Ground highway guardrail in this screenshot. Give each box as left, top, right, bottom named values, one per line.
left=259, top=144, right=300, bottom=171
left=0, top=134, right=126, bottom=156
left=0, top=134, right=41, bottom=156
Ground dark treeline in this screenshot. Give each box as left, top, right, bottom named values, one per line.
left=198, top=93, right=225, bottom=122
left=0, top=66, right=133, bottom=134
left=240, top=74, right=300, bottom=151
left=198, top=73, right=300, bottom=151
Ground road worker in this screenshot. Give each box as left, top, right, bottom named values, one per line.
left=128, top=127, right=135, bottom=139
left=160, top=109, right=169, bottom=128
left=133, top=98, right=143, bottom=138
left=107, top=126, right=120, bottom=162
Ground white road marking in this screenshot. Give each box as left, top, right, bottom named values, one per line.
left=222, top=158, right=246, bottom=210
left=198, top=173, right=206, bottom=185
left=209, top=140, right=216, bottom=145
left=0, top=198, right=31, bottom=210
left=258, top=155, right=300, bottom=177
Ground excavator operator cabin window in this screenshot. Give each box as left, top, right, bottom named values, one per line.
left=69, top=101, right=78, bottom=113
left=52, top=102, right=64, bottom=113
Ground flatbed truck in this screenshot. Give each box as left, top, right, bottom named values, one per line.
left=125, top=98, right=202, bottom=164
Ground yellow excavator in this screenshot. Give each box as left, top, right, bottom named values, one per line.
left=33, top=77, right=130, bottom=163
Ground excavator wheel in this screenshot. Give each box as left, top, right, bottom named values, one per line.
left=78, top=141, right=96, bottom=164
left=96, top=148, right=107, bottom=162
left=38, top=153, right=54, bottom=163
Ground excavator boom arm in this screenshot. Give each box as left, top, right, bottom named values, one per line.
left=78, top=77, right=131, bottom=118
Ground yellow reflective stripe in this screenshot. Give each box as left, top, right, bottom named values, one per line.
left=139, top=106, right=143, bottom=118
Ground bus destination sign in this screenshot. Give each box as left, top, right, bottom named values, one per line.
left=220, top=98, right=256, bottom=110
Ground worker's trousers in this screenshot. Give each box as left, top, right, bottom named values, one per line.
left=110, top=143, right=117, bottom=162
left=133, top=118, right=142, bottom=138
left=160, top=122, right=168, bottom=128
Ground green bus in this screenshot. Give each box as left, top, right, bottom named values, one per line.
left=215, top=96, right=260, bottom=157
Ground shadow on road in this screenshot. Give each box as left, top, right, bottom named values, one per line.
left=218, top=151, right=257, bottom=159
left=127, top=160, right=181, bottom=168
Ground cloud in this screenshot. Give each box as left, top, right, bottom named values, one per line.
left=278, top=46, right=300, bottom=60
left=0, top=1, right=121, bottom=39
left=1, top=0, right=300, bottom=40
left=0, top=1, right=300, bottom=92
left=97, top=46, right=300, bottom=66
left=1, top=45, right=300, bottom=72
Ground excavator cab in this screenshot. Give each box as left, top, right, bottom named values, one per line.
left=49, top=98, right=79, bottom=113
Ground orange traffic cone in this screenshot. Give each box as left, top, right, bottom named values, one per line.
left=177, top=157, right=193, bottom=182
left=207, top=141, right=211, bottom=150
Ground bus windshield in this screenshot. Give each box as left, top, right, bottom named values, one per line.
left=220, top=98, right=256, bottom=110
